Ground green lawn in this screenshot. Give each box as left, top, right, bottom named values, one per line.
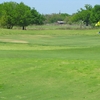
left=0, top=29, right=100, bottom=100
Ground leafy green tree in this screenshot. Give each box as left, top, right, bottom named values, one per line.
left=15, top=2, right=31, bottom=30
left=79, top=10, right=90, bottom=26
left=71, top=4, right=92, bottom=26
left=30, top=8, right=45, bottom=25
left=0, top=4, right=5, bottom=27
left=90, top=5, right=100, bottom=25
left=0, top=2, right=18, bottom=29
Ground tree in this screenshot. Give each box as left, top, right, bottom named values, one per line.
left=30, top=8, right=45, bottom=25
left=0, top=2, right=18, bottom=29
left=15, top=2, right=31, bottom=30
left=90, top=5, right=100, bottom=25
left=79, top=9, right=90, bottom=26
left=70, top=4, right=93, bottom=27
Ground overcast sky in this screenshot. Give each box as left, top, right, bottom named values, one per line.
left=0, top=0, right=99, bottom=14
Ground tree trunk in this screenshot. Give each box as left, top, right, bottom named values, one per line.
left=86, top=21, right=89, bottom=26
left=22, top=26, right=25, bottom=30
left=22, top=26, right=26, bottom=30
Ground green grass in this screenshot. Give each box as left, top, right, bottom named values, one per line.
left=0, top=28, right=100, bottom=100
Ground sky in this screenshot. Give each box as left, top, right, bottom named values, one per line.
left=0, top=0, right=100, bottom=14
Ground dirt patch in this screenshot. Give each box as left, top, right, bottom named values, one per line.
left=0, top=39, right=28, bottom=44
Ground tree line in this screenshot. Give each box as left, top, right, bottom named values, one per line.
left=0, top=1, right=45, bottom=30
left=44, top=4, right=100, bottom=27
left=70, top=4, right=100, bottom=27
left=0, top=2, right=100, bottom=30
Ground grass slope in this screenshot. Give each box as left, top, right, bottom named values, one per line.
left=0, top=29, right=100, bottom=100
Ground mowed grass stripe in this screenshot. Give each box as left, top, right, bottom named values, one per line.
left=0, top=46, right=100, bottom=59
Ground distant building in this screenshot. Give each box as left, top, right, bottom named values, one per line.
left=57, top=21, right=65, bottom=24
